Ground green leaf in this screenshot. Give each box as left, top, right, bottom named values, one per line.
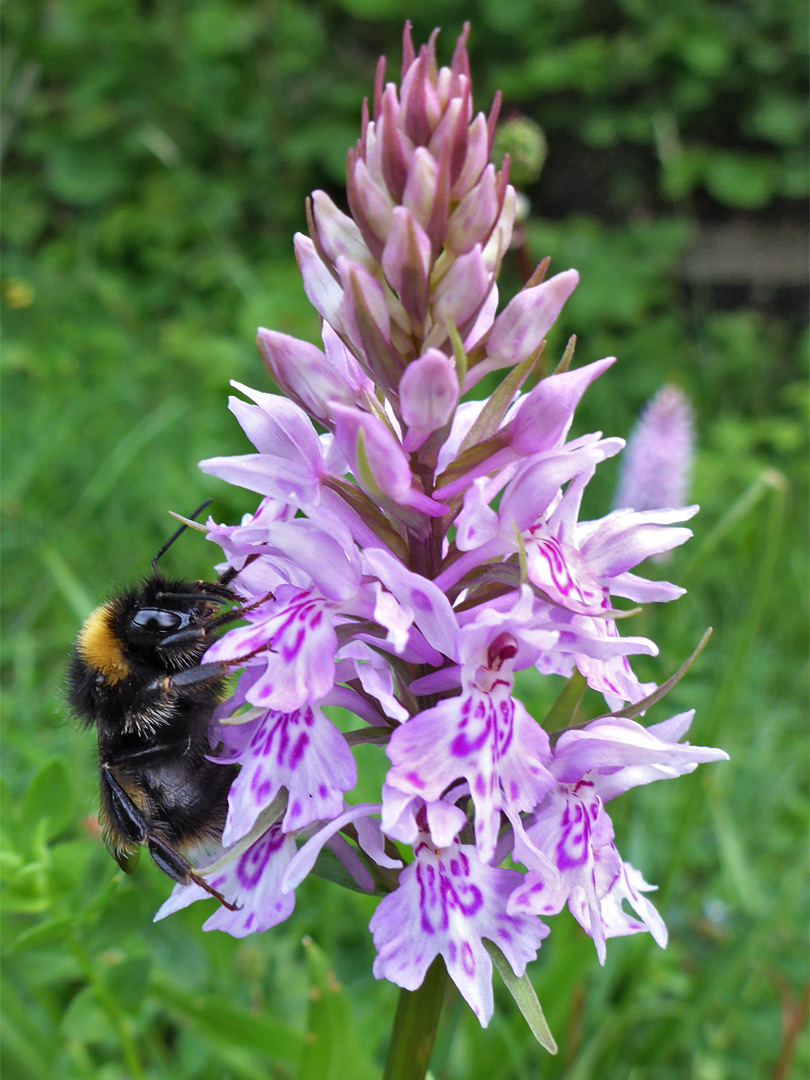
left=59, top=985, right=117, bottom=1050
left=1, top=973, right=59, bottom=1079
left=344, top=726, right=393, bottom=747
left=609, top=627, right=713, bottom=722
left=105, top=955, right=153, bottom=1014
left=308, top=842, right=387, bottom=896
left=484, top=941, right=557, bottom=1054
left=149, top=968, right=305, bottom=1068
left=543, top=670, right=588, bottom=735
left=459, top=355, right=535, bottom=452
left=20, top=759, right=75, bottom=843
left=0, top=775, right=19, bottom=848
left=555, top=333, right=577, bottom=373
left=5, top=914, right=74, bottom=954
left=46, top=142, right=129, bottom=206
left=704, top=151, right=777, bottom=209
left=297, top=936, right=377, bottom=1080
left=353, top=425, right=385, bottom=501
left=444, top=315, right=468, bottom=386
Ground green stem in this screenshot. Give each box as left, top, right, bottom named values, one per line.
left=383, top=956, right=448, bottom=1080
left=69, top=931, right=146, bottom=1080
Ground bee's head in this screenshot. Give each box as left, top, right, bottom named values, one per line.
left=67, top=502, right=230, bottom=725
left=115, top=575, right=229, bottom=668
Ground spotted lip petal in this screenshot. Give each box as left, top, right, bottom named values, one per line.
left=220, top=704, right=357, bottom=845
left=386, top=687, right=555, bottom=864
left=507, top=782, right=667, bottom=965
left=370, top=823, right=548, bottom=1026
left=153, top=826, right=298, bottom=939
left=203, top=586, right=340, bottom=715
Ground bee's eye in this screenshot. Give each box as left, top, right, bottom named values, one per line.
left=131, top=608, right=183, bottom=632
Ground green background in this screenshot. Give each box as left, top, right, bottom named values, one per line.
left=2, top=1, right=807, bottom=1077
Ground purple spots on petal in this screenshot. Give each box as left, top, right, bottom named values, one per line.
left=495, top=697, right=514, bottom=756
left=236, top=832, right=276, bottom=888
left=447, top=940, right=457, bottom=962
left=274, top=719, right=290, bottom=762
left=460, top=940, right=475, bottom=975
left=290, top=731, right=310, bottom=768
left=450, top=734, right=468, bottom=758
left=455, top=883, right=482, bottom=917
left=417, top=862, right=438, bottom=935
left=281, top=626, right=306, bottom=662
left=318, top=783, right=328, bottom=798
left=244, top=911, right=255, bottom=930
left=288, top=800, right=302, bottom=819
left=410, top=588, right=433, bottom=613
left=555, top=793, right=591, bottom=871
left=450, top=696, right=492, bottom=756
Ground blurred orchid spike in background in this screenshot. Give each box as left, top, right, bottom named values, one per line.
left=158, top=21, right=727, bottom=1045
left=613, top=384, right=695, bottom=564
left=614, top=384, right=695, bottom=515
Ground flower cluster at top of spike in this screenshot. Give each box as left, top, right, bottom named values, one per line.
left=154, top=24, right=727, bottom=1027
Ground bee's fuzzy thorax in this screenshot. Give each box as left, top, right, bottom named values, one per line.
left=76, top=601, right=131, bottom=684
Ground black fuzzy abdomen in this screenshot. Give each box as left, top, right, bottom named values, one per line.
left=141, top=755, right=237, bottom=848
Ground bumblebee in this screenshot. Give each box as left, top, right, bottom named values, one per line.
left=67, top=502, right=240, bottom=909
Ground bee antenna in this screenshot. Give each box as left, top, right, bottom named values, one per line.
left=151, top=499, right=213, bottom=576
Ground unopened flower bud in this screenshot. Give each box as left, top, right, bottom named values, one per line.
left=400, top=350, right=459, bottom=451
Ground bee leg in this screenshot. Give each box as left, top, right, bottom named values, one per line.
left=102, top=765, right=149, bottom=845
left=144, top=662, right=229, bottom=695
left=101, top=766, right=239, bottom=912
left=145, top=835, right=240, bottom=912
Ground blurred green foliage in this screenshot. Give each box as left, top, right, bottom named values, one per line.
left=2, top=1, right=807, bottom=1078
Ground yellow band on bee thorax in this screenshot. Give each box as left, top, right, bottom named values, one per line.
left=77, top=603, right=131, bottom=683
